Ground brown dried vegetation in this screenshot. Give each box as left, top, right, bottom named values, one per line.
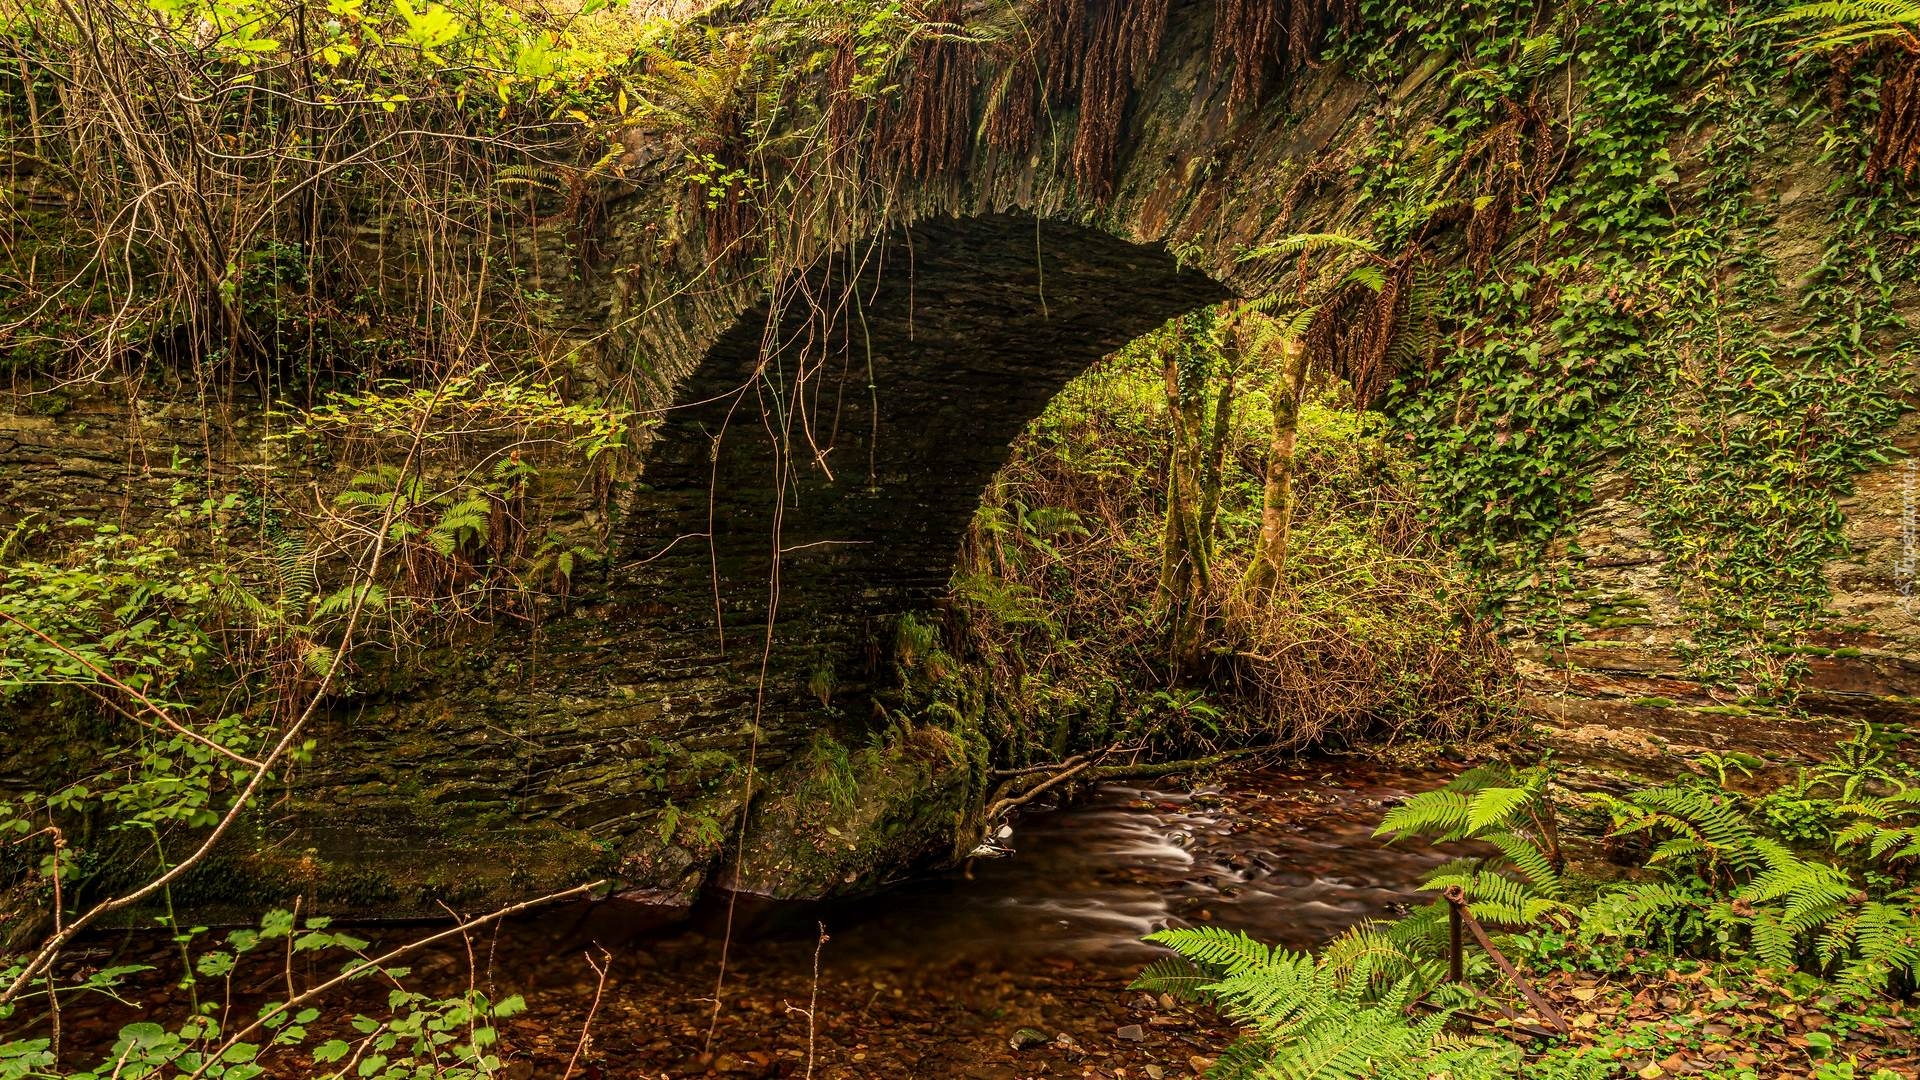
left=882, top=1, right=978, bottom=181
left=1213, top=0, right=1360, bottom=117
left=1869, top=46, right=1920, bottom=183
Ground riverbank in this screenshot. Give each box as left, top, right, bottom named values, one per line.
left=35, top=761, right=1454, bottom=1077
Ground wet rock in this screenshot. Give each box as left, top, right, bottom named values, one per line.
left=1008, top=1027, right=1049, bottom=1051
left=1116, top=1023, right=1146, bottom=1041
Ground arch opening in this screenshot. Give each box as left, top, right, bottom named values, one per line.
left=617, top=212, right=1228, bottom=739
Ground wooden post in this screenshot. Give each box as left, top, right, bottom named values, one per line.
left=1447, top=894, right=1464, bottom=984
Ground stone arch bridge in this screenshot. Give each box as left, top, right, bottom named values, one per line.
left=285, top=0, right=1397, bottom=909
left=8, top=0, right=1911, bottom=913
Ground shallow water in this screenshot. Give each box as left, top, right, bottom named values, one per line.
left=47, top=759, right=1459, bottom=1078
left=589, top=764, right=1455, bottom=972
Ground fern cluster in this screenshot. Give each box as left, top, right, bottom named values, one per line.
left=1584, top=728, right=1920, bottom=993
left=1138, top=732, right=1919, bottom=1079
left=1374, top=762, right=1569, bottom=948
left=1132, top=761, right=1576, bottom=1078
left=1136, top=925, right=1513, bottom=1080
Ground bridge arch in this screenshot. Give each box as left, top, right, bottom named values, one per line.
left=614, top=212, right=1227, bottom=752
left=287, top=1, right=1387, bottom=903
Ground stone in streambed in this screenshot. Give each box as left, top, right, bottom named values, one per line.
left=1008, top=1027, right=1049, bottom=1051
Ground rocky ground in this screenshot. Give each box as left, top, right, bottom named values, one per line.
left=31, top=761, right=1920, bottom=1078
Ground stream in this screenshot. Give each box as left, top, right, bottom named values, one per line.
left=52, top=760, right=1458, bottom=1079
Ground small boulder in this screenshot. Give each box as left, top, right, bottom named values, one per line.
left=1008, top=1027, right=1049, bottom=1051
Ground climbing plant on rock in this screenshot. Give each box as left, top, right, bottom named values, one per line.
left=1336, top=0, right=1914, bottom=693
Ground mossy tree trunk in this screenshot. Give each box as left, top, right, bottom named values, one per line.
left=1156, top=311, right=1235, bottom=671
left=1245, top=337, right=1307, bottom=597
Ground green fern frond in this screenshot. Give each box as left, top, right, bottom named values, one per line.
left=1482, top=830, right=1562, bottom=896
left=1765, top=0, right=1920, bottom=21
left=219, top=581, right=277, bottom=626
left=1146, top=926, right=1275, bottom=976
left=1237, top=233, right=1380, bottom=263
left=1376, top=788, right=1473, bottom=842
left=315, top=582, right=387, bottom=621
left=300, top=641, right=337, bottom=679
left=274, top=535, right=316, bottom=606
left=1131, top=957, right=1212, bottom=1001
left=1750, top=913, right=1800, bottom=971
left=1467, top=785, right=1534, bottom=834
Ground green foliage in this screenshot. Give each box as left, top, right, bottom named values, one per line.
left=1766, top=0, right=1920, bottom=50
left=0, top=518, right=219, bottom=704
left=1376, top=762, right=1568, bottom=931
left=0, top=909, right=530, bottom=1079
left=1337, top=0, right=1913, bottom=691
left=1582, top=727, right=1920, bottom=993
left=800, top=733, right=861, bottom=814
left=1144, top=733, right=1920, bottom=1080
left=0, top=503, right=275, bottom=901
left=954, top=317, right=1513, bottom=765
left=283, top=376, right=627, bottom=461
left=1138, top=926, right=1514, bottom=1080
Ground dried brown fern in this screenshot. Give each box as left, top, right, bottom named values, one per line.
left=984, top=51, right=1041, bottom=155
left=882, top=0, right=977, bottom=180
left=1040, top=0, right=1088, bottom=106
left=1303, top=256, right=1423, bottom=408
left=1069, top=0, right=1171, bottom=200
left=1868, top=46, right=1920, bottom=183
left=1464, top=96, right=1549, bottom=270
left=1212, top=0, right=1359, bottom=118
left=824, top=35, right=868, bottom=166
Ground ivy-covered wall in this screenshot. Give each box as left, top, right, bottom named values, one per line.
left=1332, top=0, right=1920, bottom=780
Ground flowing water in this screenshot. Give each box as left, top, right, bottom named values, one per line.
left=49, top=760, right=1459, bottom=1079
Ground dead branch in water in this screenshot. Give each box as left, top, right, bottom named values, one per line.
left=984, top=746, right=1265, bottom=822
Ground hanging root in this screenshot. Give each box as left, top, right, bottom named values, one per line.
left=1868, top=46, right=1920, bottom=184
left=883, top=0, right=977, bottom=181
left=1213, top=0, right=1359, bottom=118
left=989, top=0, right=1180, bottom=199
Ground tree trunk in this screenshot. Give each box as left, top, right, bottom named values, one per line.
left=1157, top=335, right=1215, bottom=671
left=1156, top=353, right=1190, bottom=609
left=1246, top=339, right=1307, bottom=596
left=1198, top=370, right=1235, bottom=555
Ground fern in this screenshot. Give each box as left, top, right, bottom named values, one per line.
left=422, top=495, right=491, bottom=557
left=1581, top=881, right=1708, bottom=945
left=314, top=582, right=388, bottom=621
left=1763, top=0, right=1920, bottom=51
left=1146, top=925, right=1274, bottom=976
left=1376, top=763, right=1566, bottom=927
left=1133, top=956, right=1213, bottom=1000
left=1589, top=759, right=1920, bottom=991
left=1237, top=232, right=1381, bottom=262
left=1141, top=925, right=1514, bottom=1080
left=299, top=641, right=338, bottom=679
left=274, top=534, right=317, bottom=608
